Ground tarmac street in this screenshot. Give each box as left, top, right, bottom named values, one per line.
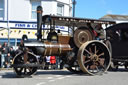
left=0, top=68, right=128, bottom=85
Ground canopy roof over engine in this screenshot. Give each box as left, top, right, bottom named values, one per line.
left=42, top=15, right=116, bottom=26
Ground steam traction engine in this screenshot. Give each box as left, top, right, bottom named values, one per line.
left=12, top=6, right=115, bottom=77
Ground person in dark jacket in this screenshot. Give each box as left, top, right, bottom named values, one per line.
left=15, top=40, right=24, bottom=54
left=9, top=47, right=16, bottom=66
left=1, top=42, right=9, bottom=68
left=5, top=53, right=11, bottom=68
left=94, top=24, right=105, bottom=40
left=47, top=29, right=58, bottom=41
left=9, top=47, right=16, bottom=58
left=0, top=44, right=2, bottom=68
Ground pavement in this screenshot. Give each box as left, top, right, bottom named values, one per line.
left=0, top=68, right=128, bottom=85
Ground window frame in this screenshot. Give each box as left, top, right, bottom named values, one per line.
left=0, top=0, right=4, bottom=20
left=31, top=0, right=41, bottom=20
left=57, top=4, right=64, bottom=16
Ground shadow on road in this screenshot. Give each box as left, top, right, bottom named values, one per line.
left=35, top=70, right=90, bottom=76
left=1, top=72, right=20, bottom=79
left=108, top=68, right=128, bottom=72
left=2, top=68, right=128, bottom=79
left=0, top=70, right=90, bottom=79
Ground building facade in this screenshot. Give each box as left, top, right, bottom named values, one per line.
left=100, top=14, right=128, bottom=23
left=0, top=0, right=72, bottom=46
left=0, top=0, right=72, bottom=21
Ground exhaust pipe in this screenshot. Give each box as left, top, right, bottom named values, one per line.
left=37, top=6, right=43, bottom=41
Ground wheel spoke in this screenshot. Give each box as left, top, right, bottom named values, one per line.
left=84, top=49, right=92, bottom=56
left=28, top=68, right=32, bottom=72
left=98, top=58, right=105, bottom=69
left=94, top=45, right=97, bottom=54
left=99, top=64, right=105, bottom=69
left=86, top=64, right=90, bottom=69
left=89, top=47, right=92, bottom=53
left=84, top=59, right=91, bottom=64
left=19, top=68, right=23, bottom=73
left=96, top=66, right=100, bottom=72
left=24, top=53, right=28, bottom=63
left=98, top=52, right=104, bottom=57
left=24, top=68, right=27, bottom=74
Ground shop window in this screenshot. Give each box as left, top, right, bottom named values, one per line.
left=0, top=0, right=4, bottom=20
left=31, top=0, right=41, bottom=19
left=57, top=4, right=64, bottom=16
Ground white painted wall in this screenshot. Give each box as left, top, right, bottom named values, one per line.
left=57, top=0, right=72, bottom=4
left=42, top=1, right=57, bottom=15
left=57, top=0, right=72, bottom=16
left=3, top=0, right=72, bottom=22
left=7, top=0, right=30, bottom=21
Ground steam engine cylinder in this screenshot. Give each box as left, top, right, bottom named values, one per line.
left=24, top=41, right=72, bottom=56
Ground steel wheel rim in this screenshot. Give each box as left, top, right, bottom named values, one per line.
left=78, top=40, right=111, bottom=75
left=13, top=52, right=38, bottom=77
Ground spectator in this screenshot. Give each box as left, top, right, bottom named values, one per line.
left=15, top=40, right=24, bottom=54
left=60, top=60, right=64, bottom=69
left=94, top=24, right=105, bottom=40
left=57, top=29, right=62, bottom=35
left=5, top=53, right=11, bottom=68
left=19, top=40, right=24, bottom=50
left=47, top=29, right=58, bottom=41
left=9, top=47, right=16, bottom=58
left=50, top=56, right=56, bottom=69
left=55, top=56, right=60, bottom=69
left=0, top=44, right=2, bottom=68
left=45, top=56, right=51, bottom=70
left=1, top=42, right=9, bottom=68
left=9, top=47, right=16, bottom=65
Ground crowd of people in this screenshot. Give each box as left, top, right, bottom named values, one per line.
left=45, top=56, right=56, bottom=70
left=44, top=56, right=63, bottom=70
left=0, top=42, right=62, bottom=70
left=0, top=42, right=15, bottom=68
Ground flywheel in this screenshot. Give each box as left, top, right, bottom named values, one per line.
left=74, top=28, right=94, bottom=48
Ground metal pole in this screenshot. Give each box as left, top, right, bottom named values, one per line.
left=7, top=0, right=10, bottom=47
left=72, top=0, right=76, bottom=36
left=73, top=0, right=76, bottom=17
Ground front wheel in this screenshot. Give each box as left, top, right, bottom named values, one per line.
left=12, top=52, right=38, bottom=77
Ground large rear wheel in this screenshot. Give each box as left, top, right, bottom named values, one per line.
left=77, top=40, right=111, bottom=75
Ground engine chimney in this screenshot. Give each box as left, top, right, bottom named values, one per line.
left=37, top=6, right=43, bottom=41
